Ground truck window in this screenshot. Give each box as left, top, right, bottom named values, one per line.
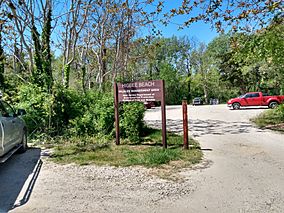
left=251, top=93, right=260, bottom=98
left=245, top=94, right=253, bottom=98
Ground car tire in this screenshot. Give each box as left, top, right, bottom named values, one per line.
left=268, top=101, right=278, bottom=109
left=17, top=131, right=28, bottom=153
left=232, top=102, right=241, bottom=110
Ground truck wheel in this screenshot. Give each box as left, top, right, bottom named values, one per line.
left=269, top=101, right=278, bottom=109
left=232, top=102, right=241, bottom=110
left=17, top=131, right=28, bottom=153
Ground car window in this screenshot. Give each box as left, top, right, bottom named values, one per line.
left=245, top=93, right=259, bottom=98
left=251, top=93, right=260, bottom=98
left=244, top=94, right=252, bottom=98
left=0, top=101, right=15, bottom=117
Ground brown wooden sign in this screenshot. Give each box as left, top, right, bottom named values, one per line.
left=117, top=80, right=163, bottom=102
left=114, top=80, right=167, bottom=148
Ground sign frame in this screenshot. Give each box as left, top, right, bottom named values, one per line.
left=114, top=80, right=167, bottom=148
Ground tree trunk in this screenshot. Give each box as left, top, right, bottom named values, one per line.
left=101, top=47, right=107, bottom=91
left=42, top=2, right=53, bottom=92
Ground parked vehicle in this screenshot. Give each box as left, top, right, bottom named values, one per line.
left=227, top=92, right=284, bottom=110
left=210, top=98, right=219, bottom=105
left=144, top=101, right=156, bottom=109
left=0, top=99, right=27, bottom=163
left=192, top=97, right=203, bottom=106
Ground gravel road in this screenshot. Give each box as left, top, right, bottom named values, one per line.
left=1, top=104, right=283, bottom=213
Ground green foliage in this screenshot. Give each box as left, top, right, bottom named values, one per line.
left=68, top=91, right=114, bottom=137
left=125, top=148, right=181, bottom=166
left=159, top=62, right=187, bottom=104
left=16, top=84, right=53, bottom=134
left=30, top=4, right=53, bottom=92
left=120, top=102, right=145, bottom=142
left=252, top=104, right=284, bottom=128
left=93, top=94, right=114, bottom=134
left=51, top=129, right=203, bottom=168
left=52, top=85, right=84, bottom=135
left=41, top=6, right=53, bottom=91
left=31, top=26, right=44, bottom=86
left=15, top=84, right=145, bottom=142
left=218, top=19, right=284, bottom=95
left=63, top=64, right=71, bottom=88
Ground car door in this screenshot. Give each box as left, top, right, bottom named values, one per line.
left=249, top=93, right=261, bottom=106
left=242, top=94, right=252, bottom=106
left=0, top=101, right=19, bottom=153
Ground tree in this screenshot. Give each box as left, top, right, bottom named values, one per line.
left=209, top=18, right=284, bottom=95
left=166, top=0, right=283, bottom=32
left=6, top=0, right=54, bottom=91
left=132, top=36, right=193, bottom=104
left=190, top=42, right=211, bottom=103
left=58, top=0, right=92, bottom=88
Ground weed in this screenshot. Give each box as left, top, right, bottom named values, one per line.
left=51, top=127, right=203, bottom=168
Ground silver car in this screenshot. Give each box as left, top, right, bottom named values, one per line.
left=0, top=100, right=27, bottom=163
left=192, top=97, right=203, bottom=106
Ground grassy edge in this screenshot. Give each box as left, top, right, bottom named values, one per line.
left=251, top=105, right=284, bottom=132
left=48, top=128, right=203, bottom=171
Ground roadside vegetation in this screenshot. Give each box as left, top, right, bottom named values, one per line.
left=252, top=104, right=284, bottom=132
left=50, top=128, right=202, bottom=168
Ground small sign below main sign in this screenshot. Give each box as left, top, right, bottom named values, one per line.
left=117, top=80, right=163, bottom=102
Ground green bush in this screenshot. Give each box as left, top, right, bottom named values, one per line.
left=15, top=83, right=146, bottom=142
left=252, top=104, right=284, bottom=127
left=52, top=85, right=84, bottom=135
left=276, top=104, right=284, bottom=121
left=16, top=84, right=54, bottom=134
left=69, top=92, right=114, bottom=137
left=120, top=102, right=145, bottom=142
left=93, top=94, right=114, bottom=135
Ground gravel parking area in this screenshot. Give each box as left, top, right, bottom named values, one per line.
left=1, top=104, right=283, bottom=213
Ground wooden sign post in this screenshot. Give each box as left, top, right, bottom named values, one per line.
left=114, top=80, right=167, bottom=148
left=182, top=99, right=189, bottom=150
left=114, top=83, right=120, bottom=145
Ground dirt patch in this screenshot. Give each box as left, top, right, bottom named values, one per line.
left=265, top=123, right=284, bottom=132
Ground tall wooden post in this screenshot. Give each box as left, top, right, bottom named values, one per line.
left=182, top=99, right=189, bottom=149
left=161, top=80, right=167, bottom=149
left=114, top=83, right=120, bottom=145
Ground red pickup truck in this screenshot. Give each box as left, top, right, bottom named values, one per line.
left=227, top=92, right=284, bottom=110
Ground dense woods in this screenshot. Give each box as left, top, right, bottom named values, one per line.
left=0, top=0, right=283, bottom=140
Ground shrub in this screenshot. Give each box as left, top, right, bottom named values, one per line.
left=120, top=102, right=146, bottom=142
left=252, top=104, right=284, bottom=127
left=93, top=94, right=114, bottom=135
left=69, top=92, right=114, bottom=137
left=16, top=84, right=53, bottom=135
left=52, top=85, right=84, bottom=135
left=15, top=83, right=147, bottom=142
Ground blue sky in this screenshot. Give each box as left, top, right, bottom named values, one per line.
left=148, top=0, right=219, bottom=44
left=158, top=19, right=219, bottom=44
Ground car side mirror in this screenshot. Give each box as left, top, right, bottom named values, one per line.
left=17, top=109, right=26, bottom=116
